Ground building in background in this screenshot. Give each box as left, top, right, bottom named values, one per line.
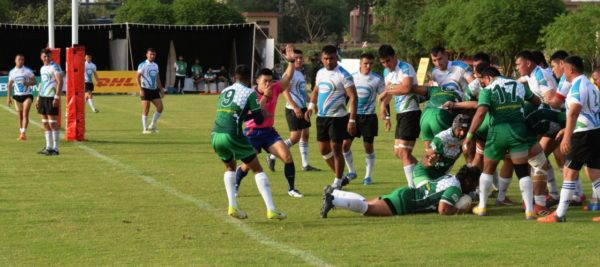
left=242, top=12, right=279, bottom=43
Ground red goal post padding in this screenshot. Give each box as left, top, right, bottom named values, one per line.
left=65, top=46, right=85, bottom=141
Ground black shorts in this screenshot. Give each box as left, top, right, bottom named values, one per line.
left=395, top=110, right=421, bottom=141
left=12, top=94, right=33, bottom=103
left=316, top=115, right=350, bottom=142
left=140, top=88, right=161, bottom=101
left=285, top=108, right=311, bottom=131
left=85, top=83, right=94, bottom=92
left=566, top=128, right=600, bottom=170
left=355, top=114, right=378, bottom=138
left=37, top=96, right=59, bottom=116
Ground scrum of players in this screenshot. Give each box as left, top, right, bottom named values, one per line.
left=211, top=43, right=600, bottom=223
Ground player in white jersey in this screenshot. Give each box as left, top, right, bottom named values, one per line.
left=305, top=45, right=358, bottom=189
left=377, top=45, right=420, bottom=188
left=36, top=48, right=63, bottom=156
left=539, top=56, right=600, bottom=223
left=84, top=54, right=100, bottom=113
left=267, top=48, right=321, bottom=172
left=137, top=48, right=165, bottom=134
left=430, top=46, right=474, bottom=92
left=341, top=53, right=385, bottom=185
left=7, top=54, right=37, bottom=141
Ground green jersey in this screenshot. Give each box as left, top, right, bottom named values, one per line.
left=478, top=77, right=534, bottom=126
left=380, top=175, right=463, bottom=215
left=175, top=60, right=187, bottom=76
left=191, top=64, right=203, bottom=78
left=414, top=128, right=464, bottom=186
left=424, top=86, right=463, bottom=109
left=212, top=83, right=261, bottom=136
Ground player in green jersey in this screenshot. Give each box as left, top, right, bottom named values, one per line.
left=211, top=64, right=286, bottom=220
left=463, top=65, right=542, bottom=219
left=319, top=165, right=480, bottom=217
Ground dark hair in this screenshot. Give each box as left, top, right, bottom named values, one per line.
left=472, top=52, right=490, bottom=64
left=146, top=48, right=156, bottom=53
left=40, top=48, right=52, bottom=55
left=531, top=51, right=549, bottom=68
left=475, top=62, right=490, bottom=75
left=456, top=165, right=482, bottom=194
left=430, top=45, right=446, bottom=55
left=479, top=65, right=501, bottom=77
left=360, top=53, right=375, bottom=60
left=564, top=56, right=584, bottom=73
left=257, top=68, right=273, bottom=78
left=378, top=45, right=395, bottom=58
left=321, top=45, right=337, bottom=55
left=549, top=50, right=569, bottom=63
left=235, top=64, right=251, bottom=81
left=515, top=50, right=534, bottom=62
left=15, top=53, right=24, bottom=58
left=293, top=49, right=303, bottom=55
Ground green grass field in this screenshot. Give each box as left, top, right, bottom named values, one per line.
left=1, top=95, right=599, bottom=266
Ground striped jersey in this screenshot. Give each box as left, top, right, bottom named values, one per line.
left=85, top=61, right=97, bottom=83
left=39, top=62, right=62, bottom=97
left=285, top=70, right=308, bottom=109
left=526, top=65, right=557, bottom=103
left=315, top=65, right=355, bottom=117
left=353, top=71, right=385, bottom=115
left=8, top=66, right=35, bottom=96
left=137, top=60, right=159, bottom=90
left=566, top=75, right=600, bottom=133
left=383, top=60, right=419, bottom=113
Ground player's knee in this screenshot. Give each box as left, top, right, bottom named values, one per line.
left=514, top=163, right=530, bottom=179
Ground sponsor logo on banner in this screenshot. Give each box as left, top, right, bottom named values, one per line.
left=94, top=71, right=139, bottom=93
left=0, top=76, right=41, bottom=97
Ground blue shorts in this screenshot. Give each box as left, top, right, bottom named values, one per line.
left=243, top=127, right=282, bottom=153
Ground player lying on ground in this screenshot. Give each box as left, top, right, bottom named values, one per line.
left=320, top=165, right=480, bottom=218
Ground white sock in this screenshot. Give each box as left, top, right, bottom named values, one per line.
left=343, top=150, right=356, bottom=174
left=365, top=153, right=375, bottom=178
left=332, top=177, right=343, bottom=188
left=592, top=180, right=600, bottom=202
left=404, top=164, right=415, bottom=188
left=547, top=166, right=558, bottom=198
left=534, top=195, right=546, bottom=207
left=299, top=141, right=309, bottom=167
left=19, top=128, right=25, bottom=133
left=45, top=130, right=53, bottom=150
left=331, top=189, right=368, bottom=214
left=556, top=181, right=576, bottom=217
left=492, top=170, right=499, bottom=189
left=575, top=179, right=583, bottom=197
left=52, top=130, right=60, bottom=150
left=497, top=176, right=512, bottom=201
left=255, top=172, right=276, bottom=210
left=478, top=173, right=494, bottom=208
left=268, top=154, right=277, bottom=160
left=87, top=98, right=96, bottom=111
left=283, top=139, right=292, bottom=148
left=142, top=115, right=148, bottom=130
left=223, top=171, right=238, bottom=208
left=151, top=111, right=161, bottom=125
left=519, top=177, right=534, bottom=213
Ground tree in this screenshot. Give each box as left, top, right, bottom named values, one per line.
left=415, top=0, right=467, bottom=52
left=229, top=0, right=279, bottom=13
left=172, top=0, right=245, bottom=25
left=540, top=4, right=600, bottom=70
left=9, top=0, right=93, bottom=25
left=113, top=0, right=174, bottom=24
left=282, top=0, right=347, bottom=43
left=0, top=0, right=9, bottom=23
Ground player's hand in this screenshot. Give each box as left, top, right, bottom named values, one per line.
left=441, top=101, right=454, bottom=109
left=52, top=98, right=59, bottom=108
left=284, top=44, right=295, bottom=62
left=294, top=107, right=303, bottom=119
left=160, top=89, right=165, bottom=98
left=560, top=137, right=571, bottom=155
left=304, top=108, right=313, bottom=122
left=555, top=129, right=565, bottom=141
left=384, top=118, right=391, bottom=132
left=35, top=100, right=39, bottom=109
left=462, top=137, right=472, bottom=153
left=347, top=121, right=357, bottom=136
left=140, top=89, right=145, bottom=97
left=378, top=91, right=389, bottom=102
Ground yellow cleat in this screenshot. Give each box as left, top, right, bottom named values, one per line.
left=267, top=209, right=287, bottom=220
left=472, top=206, right=487, bottom=216
left=228, top=206, right=248, bottom=219
left=525, top=211, right=536, bottom=220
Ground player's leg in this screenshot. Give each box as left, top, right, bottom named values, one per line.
left=363, top=136, right=375, bottom=185
left=14, top=99, right=25, bottom=140
left=496, top=157, right=514, bottom=205
left=540, top=136, right=560, bottom=202
left=331, top=140, right=346, bottom=189
left=320, top=185, right=391, bottom=218
left=148, top=98, right=164, bottom=132
left=317, top=117, right=336, bottom=174
left=39, top=114, right=54, bottom=154
left=394, top=111, right=420, bottom=188
left=342, top=138, right=357, bottom=179
left=474, top=156, right=500, bottom=216
left=140, top=98, right=151, bottom=133
left=395, top=139, right=417, bottom=188
left=21, top=97, right=32, bottom=139
left=528, top=143, right=551, bottom=214
left=85, top=83, right=98, bottom=113
left=298, top=127, right=319, bottom=170
left=48, top=114, right=60, bottom=155
left=585, top=166, right=600, bottom=222
left=244, top=154, right=286, bottom=220
left=212, top=132, right=247, bottom=219
left=511, top=150, right=535, bottom=219
left=268, top=139, right=303, bottom=197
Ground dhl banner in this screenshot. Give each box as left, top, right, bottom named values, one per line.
left=94, top=71, right=139, bottom=93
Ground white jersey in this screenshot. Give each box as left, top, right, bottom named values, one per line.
left=556, top=74, right=571, bottom=99
left=431, top=60, right=473, bottom=92
left=353, top=71, right=385, bottom=115
left=315, top=65, right=355, bottom=117
left=465, top=78, right=482, bottom=101
left=566, top=75, right=600, bottom=133
left=84, top=61, right=97, bottom=83
left=383, top=60, right=419, bottom=113
left=285, top=70, right=307, bottom=109
left=137, top=60, right=159, bottom=90
left=39, top=62, right=62, bottom=97
left=8, top=66, right=35, bottom=96
left=526, top=65, right=557, bottom=103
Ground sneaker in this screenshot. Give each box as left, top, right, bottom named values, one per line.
left=37, top=147, right=50, bottom=155
left=288, top=189, right=304, bottom=198
left=586, top=202, right=600, bottom=211
left=302, top=165, right=321, bottom=171
left=592, top=216, right=600, bottom=222
left=545, top=195, right=559, bottom=208
left=346, top=172, right=357, bottom=180
left=363, top=177, right=372, bottom=185
left=142, top=129, right=152, bottom=134
left=571, top=194, right=586, bottom=206
left=472, top=206, right=487, bottom=216
left=93, top=108, right=99, bottom=113
left=537, top=212, right=566, bottom=223
left=534, top=204, right=551, bottom=216
left=148, top=123, right=158, bottom=133
left=495, top=197, right=514, bottom=206
left=340, top=176, right=351, bottom=187
left=525, top=211, right=537, bottom=220
left=17, top=133, right=26, bottom=141
left=266, top=156, right=276, bottom=172
left=228, top=206, right=248, bottom=219
left=267, top=209, right=287, bottom=220
left=320, top=185, right=335, bottom=218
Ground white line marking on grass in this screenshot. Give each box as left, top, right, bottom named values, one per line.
left=1, top=105, right=331, bottom=267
